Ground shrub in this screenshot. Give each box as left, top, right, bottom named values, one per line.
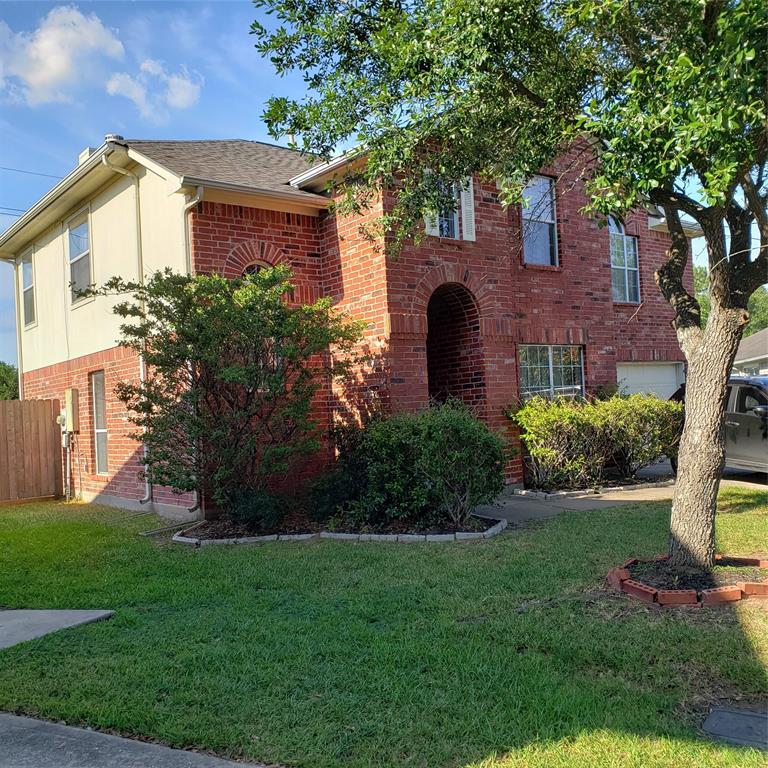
left=510, top=394, right=683, bottom=490
left=94, top=266, right=363, bottom=518
left=599, top=394, right=683, bottom=477
left=225, top=488, right=287, bottom=532
left=511, top=396, right=609, bottom=489
left=312, top=400, right=507, bottom=529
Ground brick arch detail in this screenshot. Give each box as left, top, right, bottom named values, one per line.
left=222, top=240, right=287, bottom=278
left=411, top=264, right=494, bottom=316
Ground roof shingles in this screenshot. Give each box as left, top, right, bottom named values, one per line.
left=126, top=139, right=325, bottom=202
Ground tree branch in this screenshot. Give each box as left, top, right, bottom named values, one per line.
left=648, top=187, right=709, bottom=225
left=654, top=206, right=702, bottom=332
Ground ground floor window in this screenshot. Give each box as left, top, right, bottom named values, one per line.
left=91, top=370, right=108, bottom=475
left=518, top=344, right=584, bottom=399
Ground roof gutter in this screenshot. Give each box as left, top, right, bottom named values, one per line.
left=0, top=143, right=114, bottom=259
left=288, top=148, right=364, bottom=188
left=180, top=176, right=330, bottom=207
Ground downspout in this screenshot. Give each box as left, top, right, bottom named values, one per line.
left=11, top=258, right=23, bottom=399
left=182, top=186, right=203, bottom=515
left=101, top=154, right=153, bottom=505
left=183, top=185, right=203, bottom=274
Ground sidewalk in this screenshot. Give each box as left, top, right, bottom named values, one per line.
left=476, top=464, right=766, bottom=526
left=0, top=713, right=265, bottom=768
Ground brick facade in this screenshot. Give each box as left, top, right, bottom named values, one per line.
left=23, top=346, right=194, bottom=515
left=23, top=150, right=689, bottom=506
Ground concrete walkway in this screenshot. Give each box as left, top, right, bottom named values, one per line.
left=0, top=714, right=265, bottom=768
left=0, top=610, right=114, bottom=650
left=476, top=464, right=766, bottom=526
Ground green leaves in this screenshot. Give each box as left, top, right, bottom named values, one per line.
left=101, top=267, right=363, bottom=509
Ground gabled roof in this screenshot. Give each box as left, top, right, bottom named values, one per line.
left=0, top=137, right=330, bottom=259
left=127, top=139, right=324, bottom=200
left=735, top=327, right=768, bottom=364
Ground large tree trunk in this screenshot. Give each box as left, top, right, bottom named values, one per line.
left=668, top=305, right=747, bottom=568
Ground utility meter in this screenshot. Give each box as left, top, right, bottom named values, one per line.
left=64, top=387, right=80, bottom=433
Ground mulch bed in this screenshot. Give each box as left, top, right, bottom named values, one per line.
left=190, top=511, right=492, bottom=540
left=630, top=559, right=767, bottom=591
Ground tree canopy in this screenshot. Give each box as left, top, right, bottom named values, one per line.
left=0, top=361, right=18, bottom=400
left=254, top=1, right=766, bottom=268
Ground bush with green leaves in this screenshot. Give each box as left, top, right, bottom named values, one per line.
left=510, top=397, right=610, bottom=490
left=97, top=265, right=363, bottom=519
left=510, top=394, right=683, bottom=490
left=599, top=394, right=684, bottom=479
left=225, top=488, right=287, bottom=532
left=312, top=400, right=507, bottom=530
left=0, top=361, right=18, bottom=400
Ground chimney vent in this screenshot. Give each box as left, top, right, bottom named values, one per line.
left=78, top=147, right=96, bottom=165
left=104, top=133, right=126, bottom=144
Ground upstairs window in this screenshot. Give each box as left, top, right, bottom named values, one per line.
left=609, top=216, right=640, bottom=303
left=425, top=177, right=476, bottom=241
left=21, top=249, right=35, bottom=326
left=522, top=175, right=557, bottom=266
left=68, top=212, right=91, bottom=304
left=518, top=344, right=584, bottom=400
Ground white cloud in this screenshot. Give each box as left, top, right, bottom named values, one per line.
left=0, top=6, right=124, bottom=105
left=107, top=58, right=202, bottom=121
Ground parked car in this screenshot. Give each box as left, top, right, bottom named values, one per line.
left=670, top=376, right=768, bottom=474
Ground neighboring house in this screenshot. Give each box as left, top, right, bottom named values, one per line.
left=0, top=135, right=696, bottom=514
left=733, top=328, right=768, bottom=376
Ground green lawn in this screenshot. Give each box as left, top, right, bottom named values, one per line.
left=0, top=489, right=766, bottom=768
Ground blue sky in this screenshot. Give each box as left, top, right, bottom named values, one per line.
left=0, top=0, right=308, bottom=364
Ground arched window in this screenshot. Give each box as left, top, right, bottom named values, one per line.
left=243, top=261, right=270, bottom=277
left=609, top=216, right=640, bottom=303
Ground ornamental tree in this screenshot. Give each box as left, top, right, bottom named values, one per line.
left=0, top=361, right=19, bottom=400
left=253, top=0, right=767, bottom=567
left=101, top=266, right=363, bottom=518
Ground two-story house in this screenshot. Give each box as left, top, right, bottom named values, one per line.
left=0, top=135, right=694, bottom=516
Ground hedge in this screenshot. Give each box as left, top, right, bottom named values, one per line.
left=509, top=394, right=683, bottom=490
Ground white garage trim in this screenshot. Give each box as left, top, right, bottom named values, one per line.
left=616, top=362, right=685, bottom=399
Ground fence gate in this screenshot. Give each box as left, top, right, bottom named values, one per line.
left=0, top=399, right=62, bottom=503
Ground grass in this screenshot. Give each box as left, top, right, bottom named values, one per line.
left=0, top=488, right=766, bottom=768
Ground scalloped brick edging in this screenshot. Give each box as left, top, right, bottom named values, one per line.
left=513, top=478, right=675, bottom=501
left=171, top=518, right=508, bottom=547
left=606, top=554, right=768, bottom=607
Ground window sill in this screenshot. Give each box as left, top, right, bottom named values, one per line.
left=522, top=262, right=562, bottom=272
left=70, top=295, right=95, bottom=310
left=613, top=301, right=642, bottom=307
left=23, top=321, right=38, bottom=332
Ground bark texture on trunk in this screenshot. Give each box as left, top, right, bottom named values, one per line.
left=668, top=305, right=747, bottom=568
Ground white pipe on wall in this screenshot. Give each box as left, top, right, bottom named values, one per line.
left=101, top=153, right=153, bottom=505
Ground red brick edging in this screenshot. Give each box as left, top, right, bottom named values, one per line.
left=607, top=555, right=768, bottom=607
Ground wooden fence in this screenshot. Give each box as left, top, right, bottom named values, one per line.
left=0, top=399, right=62, bottom=503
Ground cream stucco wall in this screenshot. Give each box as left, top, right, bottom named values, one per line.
left=18, top=163, right=187, bottom=372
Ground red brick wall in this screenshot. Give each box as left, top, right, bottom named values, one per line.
left=22, top=346, right=192, bottom=510
left=189, top=200, right=339, bottom=481
left=21, top=153, right=687, bottom=504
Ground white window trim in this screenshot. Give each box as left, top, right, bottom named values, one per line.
left=609, top=217, right=641, bottom=303
left=65, top=204, right=94, bottom=308
left=91, top=370, right=108, bottom=476
left=425, top=176, right=475, bottom=241
left=519, top=344, right=585, bottom=399
left=521, top=175, right=559, bottom=266
left=20, top=246, right=37, bottom=329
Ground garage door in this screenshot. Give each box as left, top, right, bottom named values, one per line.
left=616, top=363, right=685, bottom=399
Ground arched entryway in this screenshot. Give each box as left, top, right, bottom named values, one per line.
left=426, top=283, right=485, bottom=407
